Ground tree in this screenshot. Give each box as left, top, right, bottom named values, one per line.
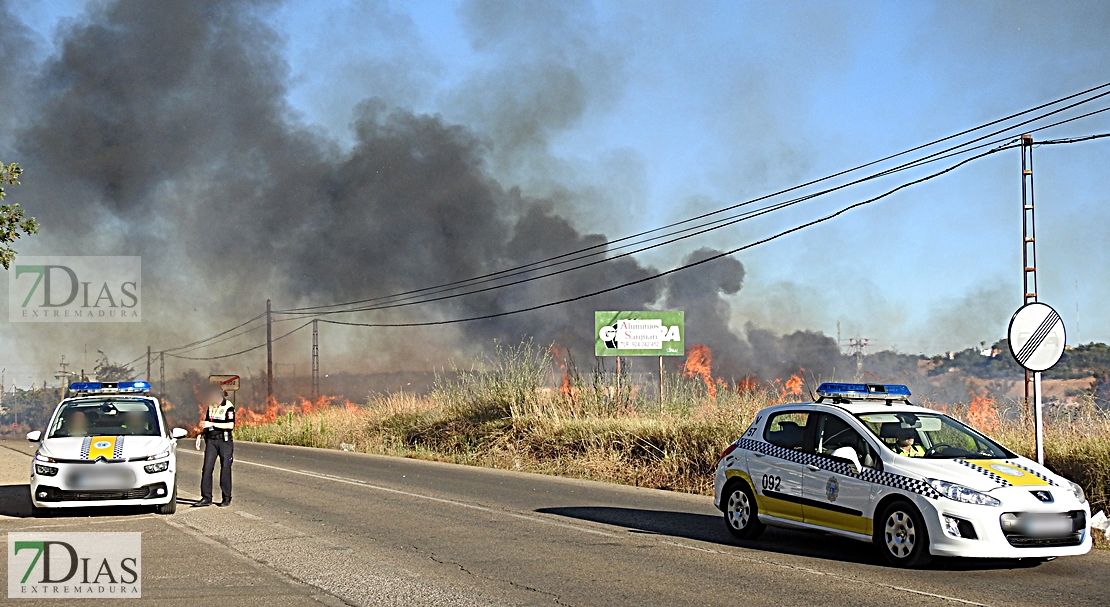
left=94, top=351, right=137, bottom=382
left=1, top=161, right=39, bottom=269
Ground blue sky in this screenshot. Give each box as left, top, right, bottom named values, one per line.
left=5, top=1, right=1110, bottom=382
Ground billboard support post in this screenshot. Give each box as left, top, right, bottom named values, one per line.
left=615, top=356, right=621, bottom=405
left=658, top=356, right=664, bottom=404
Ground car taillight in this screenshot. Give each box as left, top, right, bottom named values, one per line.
left=718, top=442, right=739, bottom=462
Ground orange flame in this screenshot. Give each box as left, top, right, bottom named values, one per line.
left=550, top=343, right=576, bottom=399
left=684, top=344, right=716, bottom=398
left=735, top=376, right=761, bottom=395
left=966, top=390, right=999, bottom=433
left=772, top=371, right=805, bottom=401
left=238, top=395, right=283, bottom=427
left=234, top=395, right=358, bottom=427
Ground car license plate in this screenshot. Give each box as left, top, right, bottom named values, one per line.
left=69, top=469, right=134, bottom=489
left=1024, top=516, right=1073, bottom=536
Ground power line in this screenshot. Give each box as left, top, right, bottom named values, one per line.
left=276, top=80, right=1110, bottom=315
left=1036, top=132, right=1110, bottom=145
left=317, top=142, right=1017, bottom=328
left=279, top=101, right=1110, bottom=319
left=126, top=104, right=1110, bottom=362
left=162, top=311, right=266, bottom=353
left=163, top=321, right=313, bottom=361
left=112, top=119, right=1110, bottom=368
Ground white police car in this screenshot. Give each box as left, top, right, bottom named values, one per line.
left=26, top=381, right=187, bottom=516
left=715, top=382, right=1092, bottom=567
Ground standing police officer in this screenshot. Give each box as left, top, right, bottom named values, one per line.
left=194, top=385, right=235, bottom=507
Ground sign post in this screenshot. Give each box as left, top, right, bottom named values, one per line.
left=1007, top=303, right=1065, bottom=465
left=595, top=311, right=684, bottom=405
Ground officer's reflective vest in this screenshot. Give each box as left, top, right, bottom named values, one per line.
left=205, top=399, right=235, bottom=438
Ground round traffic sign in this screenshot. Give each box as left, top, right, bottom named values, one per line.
left=1007, top=302, right=1066, bottom=372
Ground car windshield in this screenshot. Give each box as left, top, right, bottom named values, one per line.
left=48, top=399, right=161, bottom=438
left=855, top=411, right=1012, bottom=459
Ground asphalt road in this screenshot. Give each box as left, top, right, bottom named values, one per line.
left=1, top=439, right=1107, bottom=606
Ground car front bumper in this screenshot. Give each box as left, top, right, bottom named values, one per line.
left=914, top=493, right=1093, bottom=559
left=30, top=459, right=176, bottom=508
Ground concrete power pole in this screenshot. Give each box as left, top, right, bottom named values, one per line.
left=1020, top=134, right=1039, bottom=410
left=266, top=299, right=274, bottom=402
left=311, top=318, right=319, bottom=400
left=146, top=346, right=152, bottom=382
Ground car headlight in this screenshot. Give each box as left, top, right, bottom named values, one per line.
left=146, top=448, right=171, bottom=461
left=928, top=479, right=1002, bottom=507
left=34, top=452, right=56, bottom=463
left=144, top=461, right=170, bottom=474
left=1069, top=481, right=1087, bottom=504
left=34, top=464, right=59, bottom=477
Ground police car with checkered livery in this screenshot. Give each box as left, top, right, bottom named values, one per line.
left=26, top=381, right=188, bottom=516
left=715, top=383, right=1092, bottom=567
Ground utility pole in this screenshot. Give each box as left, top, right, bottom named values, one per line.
left=54, top=355, right=72, bottom=389
left=311, top=318, right=319, bottom=400
left=266, top=299, right=274, bottom=402
left=146, top=346, right=152, bottom=382
left=159, top=351, right=165, bottom=396
left=1021, top=134, right=1039, bottom=410
left=1020, top=133, right=1047, bottom=464
left=848, top=338, right=869, bottom=378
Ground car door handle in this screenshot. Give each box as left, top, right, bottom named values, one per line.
left=806, top=464, right=820, bottom=471
left=753, top=452, right=765, bottom=458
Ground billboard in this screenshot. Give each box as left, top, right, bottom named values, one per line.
left=594, top=311, right=684, bottom=357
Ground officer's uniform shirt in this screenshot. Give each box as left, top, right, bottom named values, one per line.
left=205, top=399, right=236, bottom=440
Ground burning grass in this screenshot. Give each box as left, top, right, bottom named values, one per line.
left=235, top=341, right=1110, bottom=546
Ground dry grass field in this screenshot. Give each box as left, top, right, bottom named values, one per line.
left=235, top=341, right=1110, bottom=547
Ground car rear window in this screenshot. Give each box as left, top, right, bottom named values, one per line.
left=764, top=411, right=809, bottom=450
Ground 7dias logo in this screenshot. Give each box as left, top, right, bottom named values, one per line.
left=9, top=256, right=141, bottom=322
left=8, top=532, right=141, bottom=598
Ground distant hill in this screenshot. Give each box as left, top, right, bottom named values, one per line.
left=859, top=340, right=1110, bottom=406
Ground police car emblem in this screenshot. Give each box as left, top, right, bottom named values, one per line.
left=826, top=477, right=839, bottom=502
left=94, top=440, right=111, bottom=450
left=990, top=464, right=1025, bottom=477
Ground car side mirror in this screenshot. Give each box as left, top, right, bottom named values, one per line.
left=26, top=430, right=42, bottom=442
left=170, top=428, right=188, bottom=439
left=831, top=446, right=862, bottom=473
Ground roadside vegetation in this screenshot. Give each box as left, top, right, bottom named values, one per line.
left=236, top=340, right=1108, bottom=547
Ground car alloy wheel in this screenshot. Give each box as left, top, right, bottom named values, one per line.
left=884, top=509, right=917, bottom=558
left=727, top=488, right=751, bottom=531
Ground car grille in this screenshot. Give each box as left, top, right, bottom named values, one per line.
left=1000, top=510, right=1086, bottom=548
left=36, top=483, right=167, bottom=502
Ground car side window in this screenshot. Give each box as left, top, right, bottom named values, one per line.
left=764, top=411, right=810, bottom=450
left=815, top=413, right=880, bottom=469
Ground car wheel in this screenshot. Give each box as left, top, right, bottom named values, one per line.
left=155, top=484, right=177, bottom=515
left=875, top=500, right=931, bottom=568
left=723, top=481, right=765, bottom=540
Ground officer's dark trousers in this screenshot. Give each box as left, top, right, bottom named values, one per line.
left=201, top=435, right=233, bottom=501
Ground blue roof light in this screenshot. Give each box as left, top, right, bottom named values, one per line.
left=68, top=381, right=103, bottom=392
left=816, top=382, right=911, bottom=400
left=68, top=380, right=151, bottom=394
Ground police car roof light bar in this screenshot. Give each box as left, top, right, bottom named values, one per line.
left=68, top=380, right=152, bottom=394
left=816, top=382, right=911, bottom=403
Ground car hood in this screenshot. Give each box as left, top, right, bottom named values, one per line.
left=889, top=455, right=1068, bottom=493
left=39, top=435, right=171, bottom=461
